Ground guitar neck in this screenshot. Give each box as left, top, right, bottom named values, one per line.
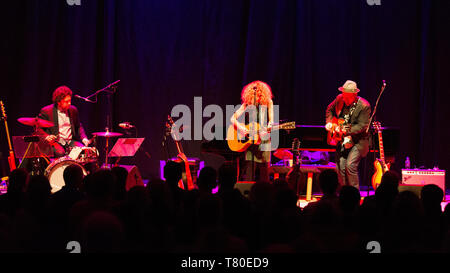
left=168, top=117, right=194, bottom=190
left=183, top=159, right=194, bottom=190
left=175, top=141, right=184, bottom=155
left=378, top=130, right=385, bottom=162
left=1, top=105, right=16, bottom=171
left=271, top=125, right=282, bottom=131
left=3, top=119, right=14, bottom=152
left=175, top=141, right=193, bottom=190
left=270, top=122, right=294, bottom=132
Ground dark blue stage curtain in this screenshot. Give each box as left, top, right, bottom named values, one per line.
left=0, top=0, right=449, bottom=187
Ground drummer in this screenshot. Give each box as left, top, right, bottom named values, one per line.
left=38, top=86, right=90, bottom=157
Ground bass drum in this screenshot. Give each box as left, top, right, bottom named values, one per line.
left=44, top=158, right=87, bottom=193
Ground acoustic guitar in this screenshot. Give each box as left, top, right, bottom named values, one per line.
left=227, top=121, right=295, bottom=152
left=0, top=101, right=17, bottom=171
left=371, top=121, right=390, bottom=190
left=166, top=116, right=194, bottom=190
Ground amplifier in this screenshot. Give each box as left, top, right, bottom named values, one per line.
left=401, top=169, right=446, bottom=196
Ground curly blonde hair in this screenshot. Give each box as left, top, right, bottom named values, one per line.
left=241, top=81, right=273, bottom=106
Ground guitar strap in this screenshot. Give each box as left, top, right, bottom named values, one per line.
left=343, top=98, right=359, bottom=124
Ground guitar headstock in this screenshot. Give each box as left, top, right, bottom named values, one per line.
left=167, top=115, right=174, bottom=126
left=0, top=101, right=6, bottom=119
left=167, top=115, right=183, bottom=142
left=165, top=115, right=173, bottom=134
left=281, top=121, right=296, bottom=130
left=372, top=121, right=382, bottom=132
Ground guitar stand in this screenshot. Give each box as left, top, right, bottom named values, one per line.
left=366, top=121, right=377, bottom=197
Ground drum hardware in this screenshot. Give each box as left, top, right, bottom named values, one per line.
left=76, top=80, right=121, bottom=168
left=44, top=158, right=88, bottom=193
left=17, top=117, right=55, bottom=175
left=92, top=128, right=123, bottom=168
left=68, top=146, right=100, bottom=164
left=18, top=136, right=51, bottom=176
left=17, top=117, right=54, bottom=128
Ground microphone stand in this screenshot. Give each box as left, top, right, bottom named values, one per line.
left=74, top=80, right=120, bottom=132
left=366, top=80, right=387, bottom=196
left=251, top=87, right=257, bottom=182
left=74, top=80, right=120, bottom=104
left=366, top=80, right=386, bottom=135
left=74, top=80, right=120, bottom=168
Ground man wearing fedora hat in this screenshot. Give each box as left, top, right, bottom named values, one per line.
left=325, top=80, right=371, bottom=190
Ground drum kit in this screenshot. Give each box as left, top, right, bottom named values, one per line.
left=17, top=117, right=123, bottom=192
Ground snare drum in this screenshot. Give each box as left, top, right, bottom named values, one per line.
left=44, top=158, right=87, bottom=193
left=68, top=146, right=99, bottom=164
left=68, top=146, right=83, bottom=160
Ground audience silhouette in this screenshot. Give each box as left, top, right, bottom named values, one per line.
left=0, top=163, right=447, bottom=253
left=197, top=166, right=217, bottom=194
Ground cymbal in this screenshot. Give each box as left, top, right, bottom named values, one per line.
left=92, top=131, right=123, bottom=137
left=273, top=148, right=293, bottom=160
left=18, top=117, right=54, bottom=128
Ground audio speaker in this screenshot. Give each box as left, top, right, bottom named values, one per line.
left=401, top=169, right=446, bottom=200
left=235, top=181, right=255, bottom=198
left=398, top=185, right=423, bottom=198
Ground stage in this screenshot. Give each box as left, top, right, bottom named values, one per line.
left=296, top=187, right=450, bottom=212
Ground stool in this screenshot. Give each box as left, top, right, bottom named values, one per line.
left=301, top=164, right=337, bottom=201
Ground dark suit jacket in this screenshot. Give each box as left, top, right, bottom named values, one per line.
left=325, top=94, right=371, bottom=157
left=37, top=104, right=87, bottom=142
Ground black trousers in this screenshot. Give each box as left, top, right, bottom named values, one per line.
left=336, top=145, right=363, bottom=190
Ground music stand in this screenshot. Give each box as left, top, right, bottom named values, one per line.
left=108, top=138, right=145, bottom=166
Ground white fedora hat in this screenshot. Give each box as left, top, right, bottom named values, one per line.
left=338, top=80, right=360, bottom=93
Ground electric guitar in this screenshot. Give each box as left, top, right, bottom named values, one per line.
left=226, top=121, right=295, bottom=152
left=371, top=121, right=390, bottom=190
left=0, top=101, right=17, bottom=171
left=166, top=116, right=194, bottom=190
left=327, top=117, right=345, bottom=146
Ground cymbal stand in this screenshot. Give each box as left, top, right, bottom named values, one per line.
left=104, top=127, right=111, bottom=169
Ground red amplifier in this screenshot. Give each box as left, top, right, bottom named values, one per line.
left=401, top=169, right=446, bottom=195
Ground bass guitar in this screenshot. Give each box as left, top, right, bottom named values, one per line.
left=227, top=121, right=295, bottom=152
left=166, top=116, right=194, bottom=190
left=0, top=101, right=17, bottom=171
left=371, top=121, right=390, bottom=190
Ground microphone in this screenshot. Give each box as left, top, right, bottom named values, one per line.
left=74, top=94, right=95, bottom=103
left=118, top=122, right=135, bottom=129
